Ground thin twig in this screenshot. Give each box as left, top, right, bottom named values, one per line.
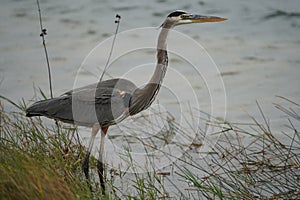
left=36, top=0, right=59, bottom=132
left=99, top=14, right=121, bottom=82
left=36, top=0, right=53, bottom=99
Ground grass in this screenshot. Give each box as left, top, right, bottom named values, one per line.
left=177, top=124, right=300, bottom=199
left=0, top=99, right=100, bottom=199
left=0, top=97, right=299, bottom=199
left=0, top=146, right=76, bottom=200
left=174, top=100, right=300, bottom=199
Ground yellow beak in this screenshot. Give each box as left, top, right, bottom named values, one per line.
left=189, top=15, right=228, bottom=23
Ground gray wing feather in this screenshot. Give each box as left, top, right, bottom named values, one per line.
left=26, top=78, right=138, bottom=127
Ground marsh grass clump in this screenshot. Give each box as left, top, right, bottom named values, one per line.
left=0, top=99, right=99, bottom=199
left=0, top=145, right=76, bottom=200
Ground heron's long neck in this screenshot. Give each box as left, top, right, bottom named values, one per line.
left=129, top=24, right=172, bottom=115
left=149, top=27, right=169, bottom=84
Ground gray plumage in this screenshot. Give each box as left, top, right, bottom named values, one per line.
left=26, top=78, right=137, bottom=127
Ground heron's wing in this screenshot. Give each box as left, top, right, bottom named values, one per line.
left=71, top=86, right=132, bottom=126
left=63, top=78, right=137, bottom=96
left=27, top=78, right=137, bottom=127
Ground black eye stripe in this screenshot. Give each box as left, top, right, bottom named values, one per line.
left=167, top=11, right=187, bottom=17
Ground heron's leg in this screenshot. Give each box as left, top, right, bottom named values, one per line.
left=97, top=126, right=108, bottom=193
left=83, top=124, right=100, bottom=180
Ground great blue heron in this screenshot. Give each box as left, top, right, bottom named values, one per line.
left=26, top=10, right=226, bottom=192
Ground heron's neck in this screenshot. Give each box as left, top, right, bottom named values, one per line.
left=129, top=23, right=172, bottom=115
left=149, top=26, right=169, bottom=84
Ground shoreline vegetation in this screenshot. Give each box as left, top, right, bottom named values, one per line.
left=0, top=97, right=299, bottom=199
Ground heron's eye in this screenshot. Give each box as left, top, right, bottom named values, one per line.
left=180, top=14, right=191, bottom=19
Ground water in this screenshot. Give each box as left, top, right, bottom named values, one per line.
left=1, top=0, right=299, bottom=119
left=1, top=0, right=300, bottom=197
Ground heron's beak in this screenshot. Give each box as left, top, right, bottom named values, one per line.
left=190, top=15, right=227, bottom=23
left=178, top=14, right=227, bottom=25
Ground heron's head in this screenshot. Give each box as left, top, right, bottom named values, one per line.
left=162, top=10, right=227, bottom=28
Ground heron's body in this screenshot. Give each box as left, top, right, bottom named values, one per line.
left=27, top=78, right=137, bottom=127
left=26, top=10, right=226, bottom=193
